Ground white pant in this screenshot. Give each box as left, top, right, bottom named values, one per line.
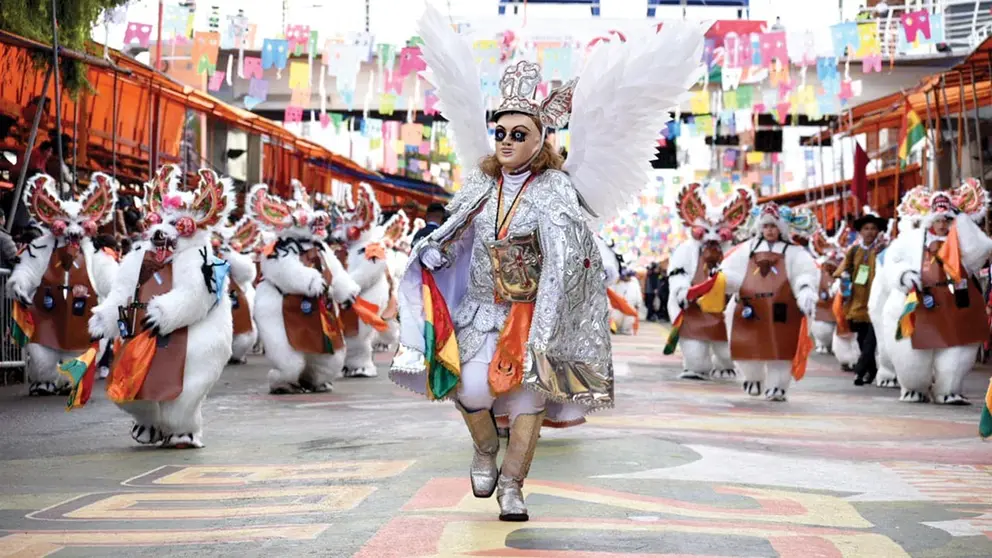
left=456, top=334, right=545, bottom=421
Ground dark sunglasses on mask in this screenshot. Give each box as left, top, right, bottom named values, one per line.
left=494, top=127, right=529, bottom=143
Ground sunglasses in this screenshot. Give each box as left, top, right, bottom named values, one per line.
left=494, top=127, right=529, bottom=143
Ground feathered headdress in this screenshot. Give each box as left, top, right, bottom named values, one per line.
left=750, top=202, right=794, bottom=239
left=144, top=165, right=234, bottom=236
left=917, top=178, right=988, bottom=227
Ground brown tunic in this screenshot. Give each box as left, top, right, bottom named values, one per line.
left=230, top=282, right=253, bottom=335
left=111, top=251, right=187, bottom=401
left=814, top=269, right=836, bottom=323
left=731, top=249, right=803, bottom=360
left=31, top=245, right=98, bottom=351
left=680, top=260, right=728, bottom=342
left=282, top=246, right=345, bottom=354
left=911, top=241, right=988, bottom=349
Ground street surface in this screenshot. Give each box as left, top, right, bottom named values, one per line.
left=0, top=322, right=990, bottom=557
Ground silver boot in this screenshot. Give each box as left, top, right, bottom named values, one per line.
left=497, top=410, right=545, bottom=521
left=457, top=403, right=500, bottom=498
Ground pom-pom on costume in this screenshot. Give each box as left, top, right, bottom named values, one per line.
left=88, top=166, right=234, bottom=449
left=723, top=202, right=819, bottom=401
left=7, top=173, right=119, bottom=396
left=389, top=5, right=703, bottom=522
left=248, top=180, right=360, bottom=394
left=665, top=182, right=754, bottom=380
left=879, top=179, right=992, bottom=404
left=212, top=216, right=262, bottom=363
left=338, top=184, right=392, bottom=378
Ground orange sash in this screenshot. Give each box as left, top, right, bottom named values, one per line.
left=791, top=316, right=814, bottom=381
left=487, top=174, right=536, bottom=396
left=353, top=297, right=389, bottom=332
left=106, top=330, right=157, bottom=403
left=607, top=287, right=639, bottom=334
left=832, top=292, right=853, bottom=337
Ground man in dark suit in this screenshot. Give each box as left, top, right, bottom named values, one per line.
left=413, top=202, right=447, bottom=244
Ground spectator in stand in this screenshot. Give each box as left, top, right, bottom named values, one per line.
left=412, top=202, right=447, bottom=244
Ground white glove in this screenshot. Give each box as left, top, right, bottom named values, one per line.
left=674, top=288, right=688, bottom=310
left=420, top=246, right=447, bottom=271
left=899, top=270, right=922, bottom=293
left=797, top=288, right=817, bottom=317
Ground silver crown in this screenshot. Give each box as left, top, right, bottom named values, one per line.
left=492, top=60, right=576, bottom=130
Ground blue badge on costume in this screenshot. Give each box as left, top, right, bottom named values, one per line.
left=210, top=256, right=231, bottom=305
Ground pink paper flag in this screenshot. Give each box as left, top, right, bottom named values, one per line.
left=208, top=71, right=225, bottom=91
left=124, top=22, right=153, bottom=48
left=243, top=57, right=263, bottom=79
left=320, top=113, right=331, bottom=129
left=418, top=141, right=431, bottom=155
left=285, top=106, right=303, bottom=124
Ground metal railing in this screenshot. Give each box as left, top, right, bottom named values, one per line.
left=0, top=268, right=26, bottom=385
left=853, top=0, right=992, bottom=58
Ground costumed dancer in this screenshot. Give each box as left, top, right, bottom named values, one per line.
left=390, top=5, right=703, bottom=521
left=882, top=179, right=992, bottom=404
left=88, top=166, right=234, bottom=448
left=808, top=228, right=844, bottom=354
left=665, top=182, right=753, bottom=380
left=724, top=203, right=819, bottom=401
left=249, top=181, right=360, bottom=394
left=373, top=210, right=411, bottom=353
left=834, top=206, right=887, bottom=386
left=7, top=173, right=119, bottom=396
left=612, top=269, right=643, bottom=335
left=868, top=187, right=929, bottom=389
left=212, top=216, right=261, bottom=364
left=597, top=236, right=635, bottom=334
left=339, top=184, right=391, bottom=378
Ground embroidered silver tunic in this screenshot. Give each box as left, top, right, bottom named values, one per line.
left=401, top=168, right=614, bottom=409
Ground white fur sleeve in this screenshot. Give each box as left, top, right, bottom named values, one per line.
left=260, top=248, right=325, bottom=296
left=319, top=244, right=360, bottom=304
left=666, top=241, right=697, bottom=306
left=721, top=241, right=752, bottom=294
left=954, top=214, right=992, bottom=275
left=89, top=248, right=120, bottom=300
left=90, top=246, right=144, bottom=339
left=786, top=245, right=818, bottom=297
left=143, top=246, right=218, bottom=335
left=7, top=233, right=55, bottom=301
left=883, top=236, right=916, bottom=292
left=226, top=251, right=257, bottom=287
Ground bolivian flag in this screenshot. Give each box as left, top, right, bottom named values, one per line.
left=980, top=378, right=992, bottom=439
left=421, top=268, right=460, bottom=400
left=663, top=271, right=726, bottom=355
left=895, top=290, right=919, bottom=341
left=11, top=301, right=34, bottom=347
left=898, top=100, right=925, bottom=168
left=58, top=343, right=100, bottom=410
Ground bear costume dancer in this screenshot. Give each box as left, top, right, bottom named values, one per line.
left=724, top=202, right=819, bottom=401
left=8, top=173, right=119, bottom=396
left=89, top=166, right=234, bottom=449
left=212, top=216, right=262, bottom=364
left=666, top=182, right=754, bottom=381
left=881, top=179, right=992, bottom=404
left=249, top=181, right=360, bottom=394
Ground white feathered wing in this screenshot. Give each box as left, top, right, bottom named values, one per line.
left=565, top=23, right=706, bottom=227
left=416, top=5, right=492, bottom=169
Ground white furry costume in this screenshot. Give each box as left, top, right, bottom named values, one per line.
left=339, top=184, right=392, bottom=378
left=373, top=210, right=413, bottom=353
left=808, top=228, right=845, bottom=355
left=880, top=180, right=992, bottom=404
left=7, top=173, right=119, bottom=396
left=612, top=273, right=642, bottom=335
left=667, top=183, right=754, bottom=380
left=723, top=203, right=819, bottom=401
left=248, top=181, right=360, bottom=394
left=213, top=216, right=262, bottom=363
left=88, top=166, right=234, bottom=449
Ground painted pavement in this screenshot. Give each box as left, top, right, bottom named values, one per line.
left=0, top=322, right=989, bottom=557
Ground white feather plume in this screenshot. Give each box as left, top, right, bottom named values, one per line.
left=417, top=5, right=492, bottom=169
left=564, top=23, right=705, bottom=227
